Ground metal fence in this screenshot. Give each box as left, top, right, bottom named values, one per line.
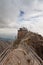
left=19, top=42, right=43, bottom=65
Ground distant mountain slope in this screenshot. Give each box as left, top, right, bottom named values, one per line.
left=0, top=35, right=16, bottom=54
left=0, top=40, right=12, bottom=54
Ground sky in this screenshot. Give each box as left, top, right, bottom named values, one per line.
left=0, top=0, right=43, bottom=36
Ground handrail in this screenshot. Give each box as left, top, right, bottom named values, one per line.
left=30, top=46, right=43, bottom=62
left=0, top=47, right=10, bottom=62
left=29, top=46, right=43, bottom=64
left=19, top=42, right=43, bottom=65
left=0, top=47, right=9, bottom=57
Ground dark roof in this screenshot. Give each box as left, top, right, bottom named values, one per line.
left=19, top=27, right=27, bottom=31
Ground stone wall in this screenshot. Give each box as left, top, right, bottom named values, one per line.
left=17, top=27, right=28, bottom=39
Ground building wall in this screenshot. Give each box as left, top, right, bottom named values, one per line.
left=17, top=28, right=28, bottom=39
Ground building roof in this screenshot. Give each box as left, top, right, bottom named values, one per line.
left=19, top=27, right=28, bottom=31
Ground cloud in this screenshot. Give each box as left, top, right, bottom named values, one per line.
left=0, top=0, right=38, bottom=29
left=20, top=17, right=43, bottom=36
left=0, top=0, right=43, bottom=36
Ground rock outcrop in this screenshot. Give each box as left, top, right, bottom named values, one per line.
left=14, top=28, right=43, bottom=60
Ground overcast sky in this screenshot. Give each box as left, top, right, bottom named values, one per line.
left=0, top=0, right=43, bottom=36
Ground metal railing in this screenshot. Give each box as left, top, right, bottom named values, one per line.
left=0, top=47, right=11, bottom=62
left=19, top=41, right=43, bottom=65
